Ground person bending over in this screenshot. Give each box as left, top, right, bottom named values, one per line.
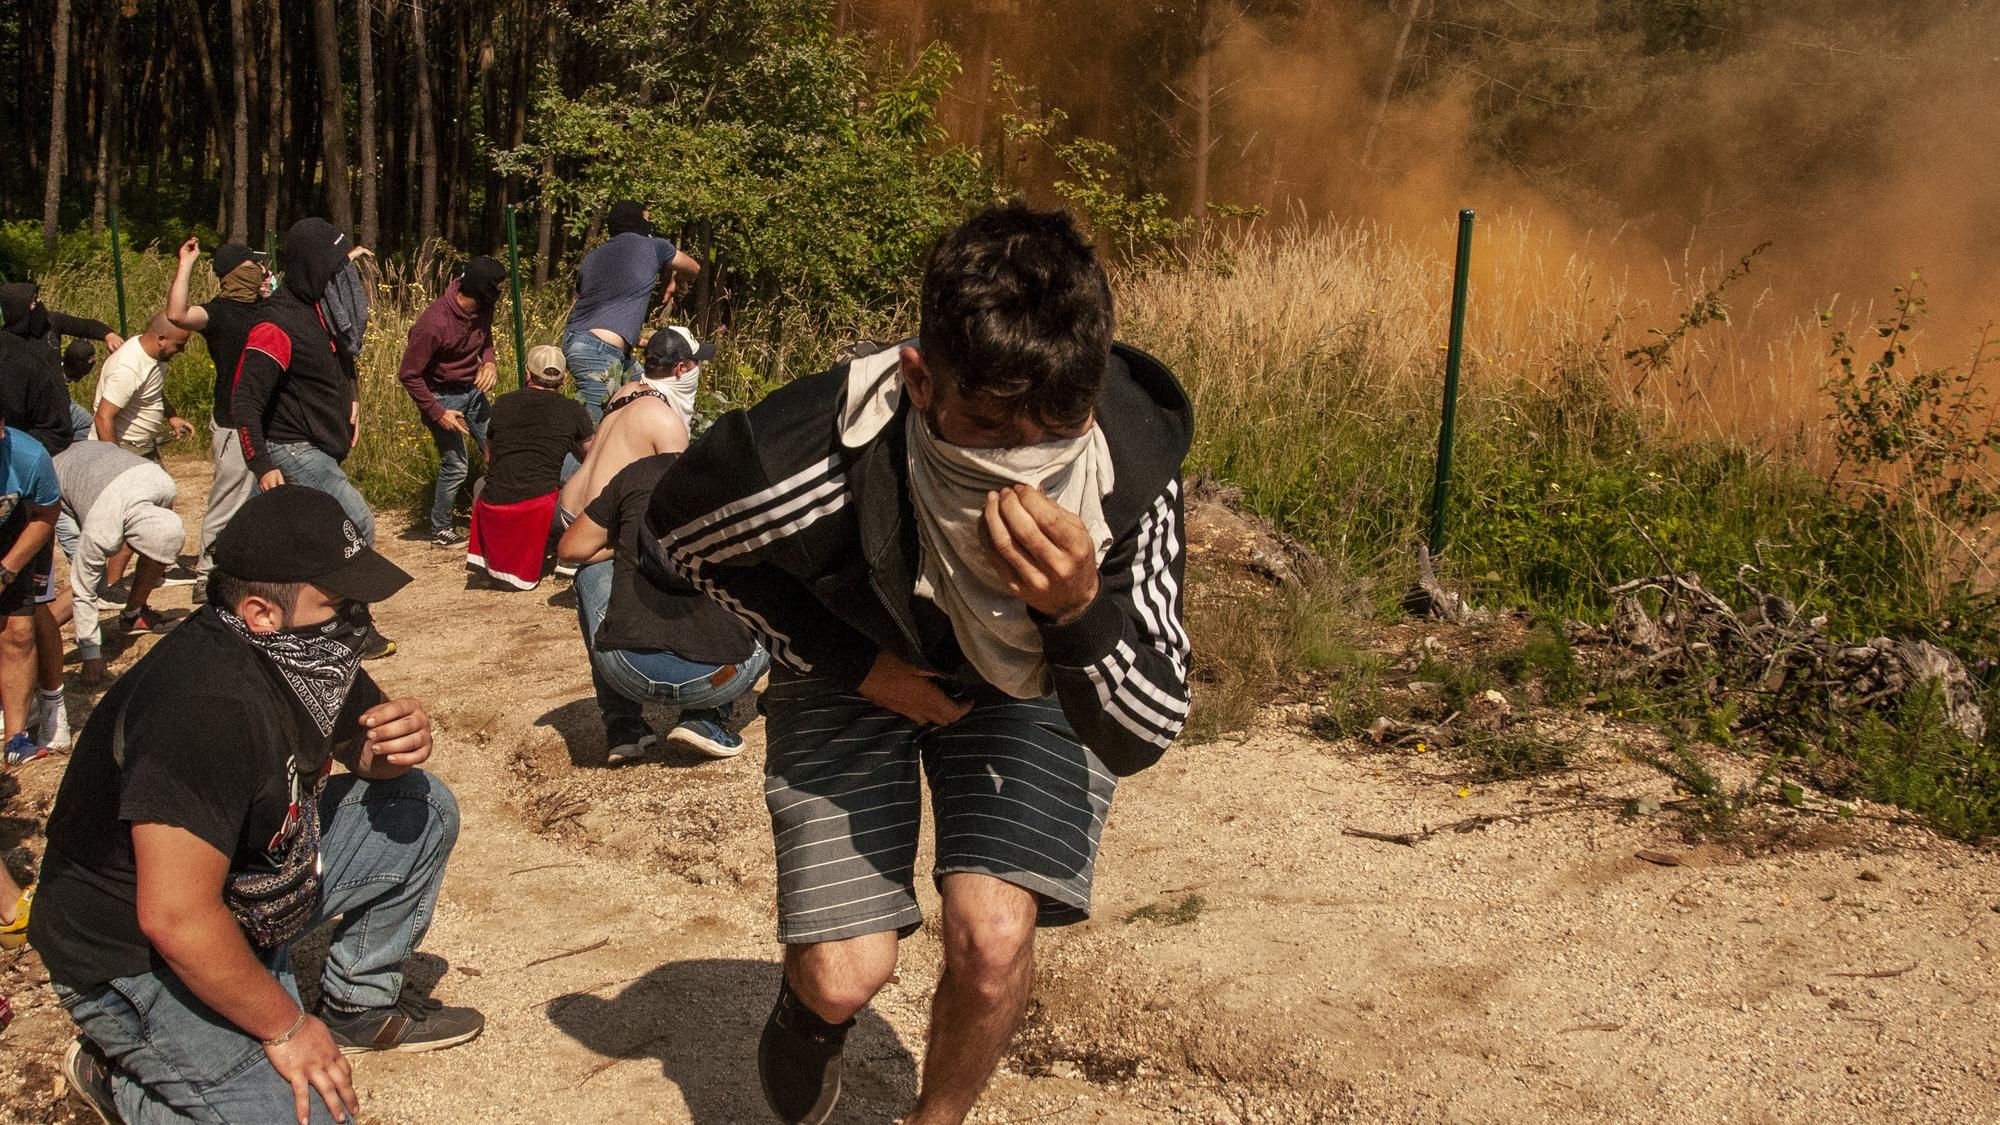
left=646, top=204, right=1193, bottom=1124
left=399, top=257, right=507, bottom=548
left=559, top=201, right=700, bottom=421
left=464, top=345, right=594, bottom=591
left=54, top=441, right=187, bottom=684
left=168, top=237, right=271, bottom=592
left=559, top=451, right=768, bottom=763
left=94, top=313, right=195, bottom=458
left=30, top=485, right=483, bottom=1125
left=232, top=219, right=395, bottom=659
left=0, top=407, right=60, bottom=765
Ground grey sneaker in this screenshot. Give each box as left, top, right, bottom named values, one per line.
left=63, top=1037, right=120, bottom=1124
left=318, top=993, right=484, bottom=1055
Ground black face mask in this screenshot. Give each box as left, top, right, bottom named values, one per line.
left=221, top=597, right=373, bottom=735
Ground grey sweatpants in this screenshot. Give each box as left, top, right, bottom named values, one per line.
left=197, top=420, right=257, bottom=574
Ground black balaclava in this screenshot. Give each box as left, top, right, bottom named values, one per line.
left=458, top=256, right=506, bottom=310
left=280, top=218, right=350, bottom=306
left=0, top=282, right=48, bottom=339
left=606, top=201, right=652, bottom=238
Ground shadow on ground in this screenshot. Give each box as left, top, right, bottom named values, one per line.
left=547, top=958, right=917, bottom=1123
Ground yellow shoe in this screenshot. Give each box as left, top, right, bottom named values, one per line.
left=0, top=885, right=32, bottom=950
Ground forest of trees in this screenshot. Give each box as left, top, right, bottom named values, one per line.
left=0, top=0, right=1990, bottom=316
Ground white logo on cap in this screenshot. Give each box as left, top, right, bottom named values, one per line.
left=342, top=520, right=365, bottom=559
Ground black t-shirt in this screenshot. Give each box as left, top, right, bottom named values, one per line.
left=482, top=387, right=594, bottom=506
left=586, top=453, right=756, bottom=663
left=200, top=296, right=267, bottom=428
left=29, top=609, right=383, bottom=992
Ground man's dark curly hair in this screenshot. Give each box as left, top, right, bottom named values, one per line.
left=918, top=204, right=1113, bottom=432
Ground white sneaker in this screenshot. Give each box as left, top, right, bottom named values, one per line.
left=35, top=689, right=70, bottom=751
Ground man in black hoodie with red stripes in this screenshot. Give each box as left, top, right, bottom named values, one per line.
left=231, top=219, right=396, bottom=659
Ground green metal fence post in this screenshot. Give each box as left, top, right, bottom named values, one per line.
left=107, top=206, right=130, bottom=338
left=505, top=204, right=528, bottom=391
left=1426, top=209, right=1476, bottom=556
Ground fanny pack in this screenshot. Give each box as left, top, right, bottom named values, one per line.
left=110, top=670, right=325, bottom=949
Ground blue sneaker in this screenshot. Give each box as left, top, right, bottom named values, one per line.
left=666, top=716, right=744, bottom=759
left=3, top=732, right=51, bottom=767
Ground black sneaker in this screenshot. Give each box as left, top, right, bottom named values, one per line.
left=758, top=976, right=852, bottom=1125
left=118, top=607, right=178, bottom=635
left=604, top=717, right=656, bottom=766
left=360, top=628, right=397, bottom=660
left=62, top=1037, right=120, bottom=1124
left=318, top=993, right=485, bottom=1055
left=430, top=527, right=468, bottom=549
left=157, top=564, right=202, bottom=588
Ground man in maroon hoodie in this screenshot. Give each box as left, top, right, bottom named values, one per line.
left=398, top=257, right=508, bottom=548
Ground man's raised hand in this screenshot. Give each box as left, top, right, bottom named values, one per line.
left=177, top=236, right=202, bottom=268
left=982, top=484, right=1100, bottom=625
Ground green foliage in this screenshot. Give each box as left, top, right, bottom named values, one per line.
left=1845, top=682, right=2000, bottom=842
left=511, top=1, right=990, bottom=323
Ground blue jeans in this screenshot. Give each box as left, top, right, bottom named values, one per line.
left=572, top=558, right=768, bottom=729
left=561, top=330, right=629, bottom=423
left=53, top=770, right=460, bottom=1124
left=422, top=389, right=491, bottom=534
left=266, top=442, right=374, bottom=547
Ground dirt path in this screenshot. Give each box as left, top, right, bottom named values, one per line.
left=5, top=458, right=2000, bottom=1124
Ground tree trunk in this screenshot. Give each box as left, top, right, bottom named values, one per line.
left=1360, top=0, right=1426, bottom=172
left=412, top=0, right=440, bottom=260
left=90, top=0, right=123, bottom=237
left=479, top=26, right=500, bottom=249
left=313, top=0, right=353, bottom=231
left=264, top=0, right=283, bottom=239
left=42, top=0, right=71, bottom=255
left=532, top=15, right=557, bottom=286
left=229, top=0, right=251, bottom=242
left=1189, top=41, right=1211, bottom=217
left=357, top=0, right=379, bottom=248
left=180, top=0, right=233, bottom=237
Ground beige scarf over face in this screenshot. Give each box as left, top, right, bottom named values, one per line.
left=839, top=347, right=1116, bottom=698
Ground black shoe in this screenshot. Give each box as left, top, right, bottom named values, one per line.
left=62, top=1037, right=120, bottom=1124
left=361, top=628, right=397, bottom=660
left=604, top=716, right=656, bottom=766
left=430, top=527, right=468, bottom=549
left=758, top=976, right=852, bottom=1125
left=318, top=992, right=485, bottom=1055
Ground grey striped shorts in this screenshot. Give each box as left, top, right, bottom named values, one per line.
left=762, top=671, right=1118, bottom=944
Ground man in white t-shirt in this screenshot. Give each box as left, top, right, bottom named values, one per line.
left=93, top=314, right=194, bottom=458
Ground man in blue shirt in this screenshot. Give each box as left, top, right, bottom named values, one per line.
left=0, top=406, right=61, bottom=761
left=560, top=201, right=700, bottom=421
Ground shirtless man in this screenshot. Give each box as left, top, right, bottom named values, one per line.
left=557, top=202, right=701, bottom=422
left=557, top=326, right=708, bottom=523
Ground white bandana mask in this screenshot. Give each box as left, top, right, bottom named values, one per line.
left=639, top=365, right=699, bottom=428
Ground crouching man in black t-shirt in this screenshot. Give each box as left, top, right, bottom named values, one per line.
left=29, top=485, right=483, bottom=1125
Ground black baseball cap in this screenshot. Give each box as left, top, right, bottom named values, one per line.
left=644, top=325, right=714, bottom=368
left=213, top=243, right=269, bottom=278
left=213, top=486, right=411, bottom=603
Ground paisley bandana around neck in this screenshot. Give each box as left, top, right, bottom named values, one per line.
left=215, top=604, right=367, bottom=736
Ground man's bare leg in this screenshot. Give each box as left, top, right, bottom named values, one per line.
left=0, top=615, right=35, bottom=739
left=31, top=604, right=64, bottom=692
left=905, top=873, right=1039, bottom=1125
left=785, top=929, right=899, bottom=1023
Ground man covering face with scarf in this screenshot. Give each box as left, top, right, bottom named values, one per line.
left=0, top=285, right=81, bottom=456
left=31, top=485, right=487, bottom=1124
left=397, top=255, right=508, bottom=546
left=230, top=219, right=397, bottom=658
left=647, top=205, right=1192, bottom=1125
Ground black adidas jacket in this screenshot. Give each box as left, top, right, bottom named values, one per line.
left=646, top=343, right=1192, bottom=775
